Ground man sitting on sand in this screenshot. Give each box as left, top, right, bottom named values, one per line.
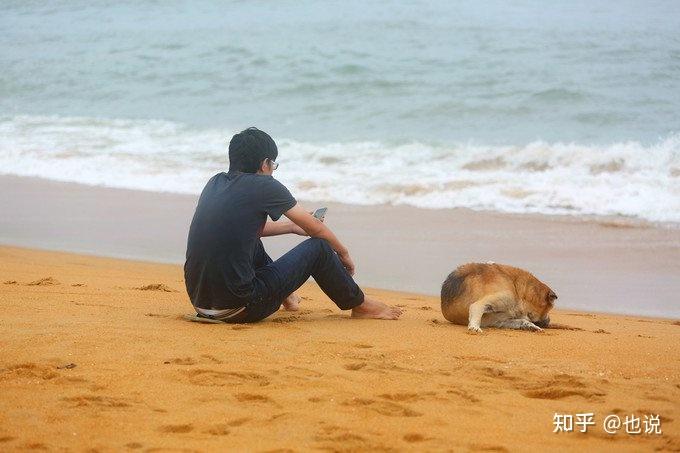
left=184, top=127, right=402, bottom=323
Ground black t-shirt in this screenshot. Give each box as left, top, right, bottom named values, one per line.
left=184, top=171, right=297, bottom=309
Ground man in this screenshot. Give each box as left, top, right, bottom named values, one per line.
left=184, top=127, right=402, bottom=323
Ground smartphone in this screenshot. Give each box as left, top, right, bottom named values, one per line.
left=312, top=207, right=328, bottom=221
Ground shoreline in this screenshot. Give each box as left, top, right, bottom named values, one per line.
left=2, top=174, right=676, bottom=230
left=2, top=174, right=680, bottom=318
left=0, top=245, right=678, bottom=451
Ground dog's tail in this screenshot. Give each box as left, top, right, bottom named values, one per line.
left=440, top=269, right=466, bottom=308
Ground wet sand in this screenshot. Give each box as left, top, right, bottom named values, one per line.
left=1, top=175, right=679, bottom=318
left=0, top=246, right=678, bottom=452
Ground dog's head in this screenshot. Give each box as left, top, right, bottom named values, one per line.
left=525, top=283, right=557, bottom=328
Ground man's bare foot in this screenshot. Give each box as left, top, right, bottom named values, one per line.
left=351, top=297, right=402, bottom=320
left=282, top=293, right=301, bottom=311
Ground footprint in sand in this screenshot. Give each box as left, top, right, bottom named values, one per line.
left=285, top=366, right=324, bottom=379
left=314, top=425, right=395, bottom=451
left=135, top=283, right=177, bottom=292
left=323, top=314, right=348, bottom=320
left=26, top=277, right=60, bottom=286
left=227, top=417, right=251, bottom=427
left=378, top=393, right=416, bottom=402
left=457, top=355, right=507, bottom=364
left=125, top=442, right=143, bottom=449
left=271, top=316, right=299, bottom=323
left=472, top=366, right=608, bottom=402
left=1, top=363, right=59, bottom=381
left=184, top=369, right=270, bottom=387
left=317, top=431, right=365, bottom=443
left=643, top=393, right=671, bottom=402
left=3, top=280, right=17, bottom=285
left=1, top=362, right=84, bottom=385
left=403, top=433, right=427, bottom=443
left=314, top=425, right=367, bottom=446
left=158, top=424, right=193, bottom=434
left=163, top=357, right=197, bottom=365
left=428, top=318, right=444, bottom=326
left=477, top=366, right=520, bottom=382
left=342, top=398, right=422, bottom=417
left=23, top=443, right=50, bottom=450
left=520, top=373, right=606, bottom=401
left=469, top=443, right=509, bottom=452
left=268, top=412, right=293, bottom=422
left=353, top=343, right=373, bottom=349
left=445, top=388, right=481, bottom=403
left=144, top=313, right=169, bottom=318
left=62, top=395, right=131, bottom=408
left=204, top=424, right=231, bottom=436
left=655, top=438, right=680, bottom=452
left=344, top=362, right=367, bottom=371
left=547, top=323, right=585, bottom=331
left=200, top=354, right=223, bottom=364
left=234, top=393, right=275, bottom=404
left=379, top=392, right=435, bottom=403
left=57, top=363, right=77, bottom=370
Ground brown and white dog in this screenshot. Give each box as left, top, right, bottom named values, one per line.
left=440, top=262, right=557, bottom=333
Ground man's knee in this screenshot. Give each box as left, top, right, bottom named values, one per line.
left=305, top=237, right=333, bottom=254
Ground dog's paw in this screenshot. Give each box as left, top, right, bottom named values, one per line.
left=523, top=321, right=543, bottom=332
left=467, top=325, right=483, bottom=334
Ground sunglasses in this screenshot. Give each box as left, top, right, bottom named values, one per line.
left=267, top=158, right=279, bottom=170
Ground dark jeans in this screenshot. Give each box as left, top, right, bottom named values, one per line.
left=231, top=238, right=365, bottom=323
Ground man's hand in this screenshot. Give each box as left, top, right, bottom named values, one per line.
left=338, top=251, right=355, bottom=276
left=284, top=204, right=353, bottom=275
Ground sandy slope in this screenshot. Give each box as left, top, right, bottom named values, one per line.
left=0, top=246, right=678, bottom=452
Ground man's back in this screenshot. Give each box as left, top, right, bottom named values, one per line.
left=184, top=171, right=296, bottom=309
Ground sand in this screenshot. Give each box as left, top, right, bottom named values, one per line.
left=1, top=245, right=678, bottom=452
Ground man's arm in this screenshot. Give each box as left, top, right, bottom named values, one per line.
left=261, top=220, right=305, bottom=237
left=283, top=204, right=355, bottom=275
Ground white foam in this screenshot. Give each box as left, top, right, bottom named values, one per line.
left=1, top=115, right=678, bottom=223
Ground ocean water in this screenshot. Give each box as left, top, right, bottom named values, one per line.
left=1, top=1, right=679, bottom=222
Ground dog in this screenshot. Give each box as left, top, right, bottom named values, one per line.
left=440, top=262, right=557, bottom=333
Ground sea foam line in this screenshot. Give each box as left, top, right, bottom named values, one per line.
left=0, top=115, right=678, bottom=223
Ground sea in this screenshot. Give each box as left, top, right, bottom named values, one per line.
left=1, top=0, right=679, bottom=223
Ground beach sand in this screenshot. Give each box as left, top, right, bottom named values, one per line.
left=1, top=245, right=678, bottom=452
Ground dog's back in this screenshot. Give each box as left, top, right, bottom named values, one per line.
left=440, top=263, right=519, bottom=324
left=441, top=262, right=556, bottom=330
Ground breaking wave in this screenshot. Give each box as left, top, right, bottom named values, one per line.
left=1, top=115, right=678, bottom=223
